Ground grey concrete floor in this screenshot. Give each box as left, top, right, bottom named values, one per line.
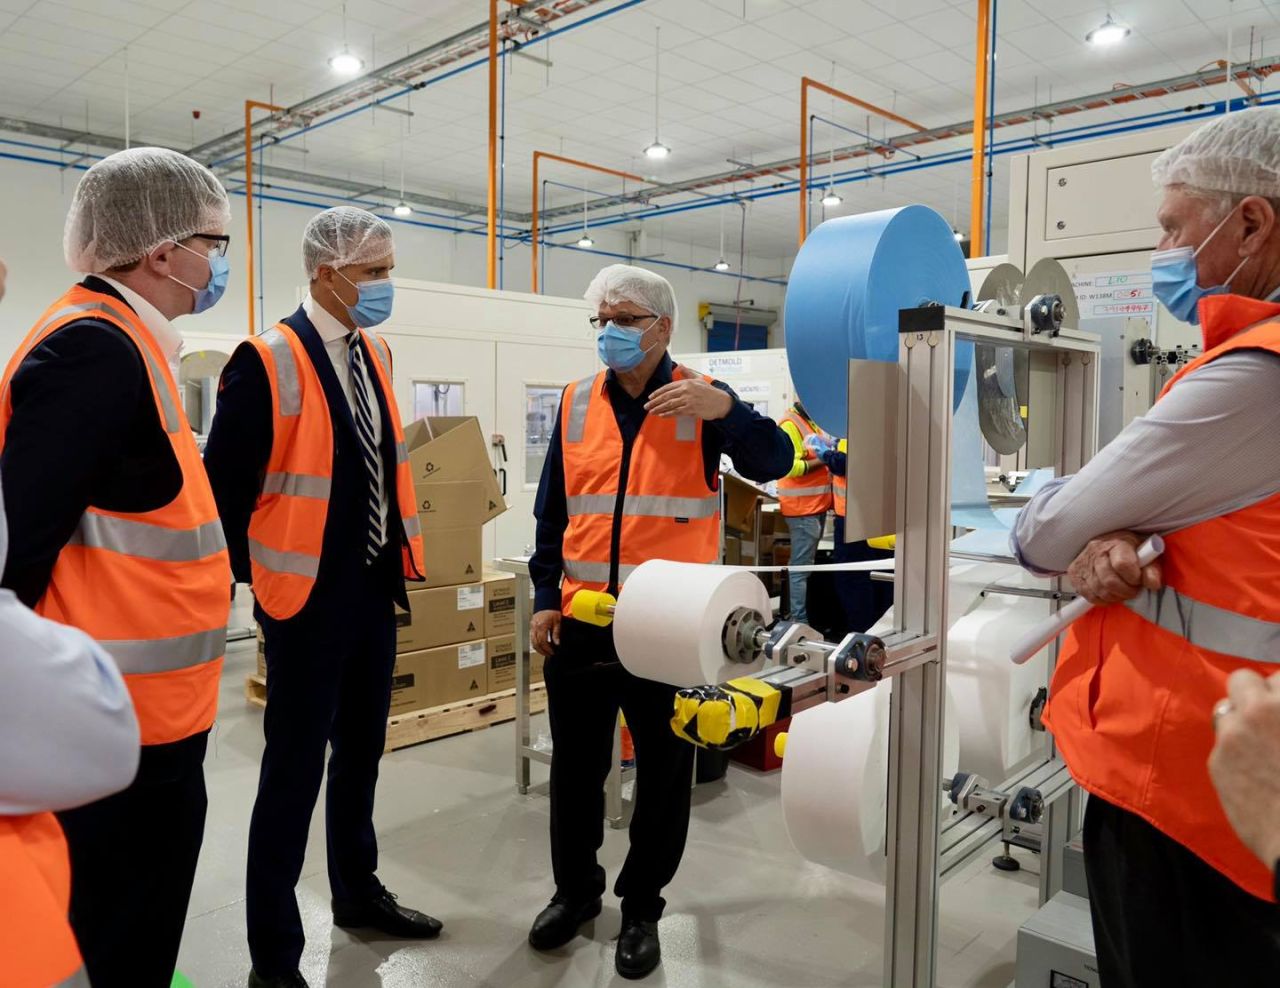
left=181, top=620, right=1038, bottom=988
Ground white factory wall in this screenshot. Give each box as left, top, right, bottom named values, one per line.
left=0, top=155, right=788, bottom=360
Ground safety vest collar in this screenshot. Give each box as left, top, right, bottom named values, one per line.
left=1197, top=293, right=1280, bottom=351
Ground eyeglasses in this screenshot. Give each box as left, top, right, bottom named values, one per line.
left=190, top=233, right=231, bottom=258
left=588, top=312, right=659, bottom=330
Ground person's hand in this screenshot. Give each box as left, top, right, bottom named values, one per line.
left=1066, top=530, right=1162, bottom=605
left=645, top=378, right=733, bottom=420
left=804, top=433, right=833, bottom=458
left=1209, top=669, right=1280, bottom=867
left=531, top=609, right=561, bottom=657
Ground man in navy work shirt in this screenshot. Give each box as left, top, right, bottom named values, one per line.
left=527, top=264, right=792, bottom=979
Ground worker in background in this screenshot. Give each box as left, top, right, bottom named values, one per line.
left=204, top=206, right=434, bottom=988
left=805, top=435, right=893, bottom=632
left=0, top=256, right=142, bottom=988
left=0, top=148, right=233, bottom=986
left=1210, top=669, right=1280, bottom=903
left=1013, top=107, right=1280, bottom=985
left=528, top=264, right=792, bottom=980
left=776, top=400, right=832, bottom=625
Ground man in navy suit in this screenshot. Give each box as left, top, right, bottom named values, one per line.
left=204, top=207, right=439, bottom=988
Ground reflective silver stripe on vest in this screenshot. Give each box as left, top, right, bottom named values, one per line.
left=262, top=471, right=331, bottom=500
left=369, top=334, right=392, bottom=379
left=403, top=514, right=421, bottom=538
left=33, top=301, right=181, bottom=433
left=56, top=965, right=91, bottom=988
left=395, top=440, right=408, bottom=465
left=248, top=538, right=320, bottom=578
left=675, top=416, right=696, bottom=442
left=565, top=375, right=595, bottom=443
left=1126, top=586, right=1280, bottom=665
left=779, top=484, right=832, bottom=498
left=566, top=493, right=719, bottom=520
left=562, top=559, right=638, bottom=585
left=68, top=514, right=226, bottom=562
left=259, top=327, right=302, bottom=417
left=104, top=626, right=226, bottom=675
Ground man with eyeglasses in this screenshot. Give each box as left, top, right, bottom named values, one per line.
left=0, top=147, right=234, bottom=986
left=527, top=264, right=792, bottom=979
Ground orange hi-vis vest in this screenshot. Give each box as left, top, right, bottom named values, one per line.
left=832, top=459, right=847, bottom=518
left=0, top=814, right=85, bottom=987
left=559, top=365, right=721, bottom=615
left=244, top=321, right=425, bottom=620
left=0, top=285, right=230, bottom=746
left=776, top=407, right=833, bottom=517
left=1043, top=293, right=1280, bottom=902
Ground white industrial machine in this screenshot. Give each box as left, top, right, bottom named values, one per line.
left=572, top=203, right=1099, bottom=987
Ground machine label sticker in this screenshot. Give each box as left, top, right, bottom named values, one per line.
left=459, top=642, right=486, bottom=669
left=703, top=355, right=750, bottom=376
left=457, top=586, right=483, bottom=611
left=1071, top=269, right=1154, bottom=327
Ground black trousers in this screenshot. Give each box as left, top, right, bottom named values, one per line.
left=832, top=516, right=894, bottom=634
left=1083, top=794, right=1280, bottom=987
left=246, top=578, right=396, bottom=977
left=544, top=618, right=694, bottom=922
left=57, top=731, right=209, bottom=988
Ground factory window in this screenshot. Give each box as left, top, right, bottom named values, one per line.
left=414, top=380, right=464, bottom=420
left=525, top=385, right=561, bottom=485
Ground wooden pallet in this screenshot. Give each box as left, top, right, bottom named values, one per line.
left=243, top=674, right=548, bottom=753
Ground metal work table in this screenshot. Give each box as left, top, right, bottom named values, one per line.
left=493, top=557, right=633, bottom=829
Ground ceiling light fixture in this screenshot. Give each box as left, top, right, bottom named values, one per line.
left=577, top=184, right=594, bottom=249
left=822, top=189, right=843, bottom=207
left=392, top=115, right=410, bottom=217
left=714, top=258, right=731, bottom=272
left=394, top=201, right=412, bottom=217
left=820, top=145, right=841, bottom=208
left=1086, top=14, right=1130, bottom=46
left=329, top=5, right=364, bottom=74
left=953, top=228, right=966, bottom=242
left=713, top=203, right=731, bottom=271
left=644, top=27, right=671, bottom=159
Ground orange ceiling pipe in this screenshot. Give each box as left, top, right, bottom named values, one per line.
left=798, top=77, right=926, bottom=247
left=970, top=0, right=992, bottom=258
left=530, top=151, right=648, bottom=294
left=245, top=99, right=285, bottom=336
left=487, top=0, right=498, bottom=289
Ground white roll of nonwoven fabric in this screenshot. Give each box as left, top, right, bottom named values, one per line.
left=612, top=560, right=771, bottom=687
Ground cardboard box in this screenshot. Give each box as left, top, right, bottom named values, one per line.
left=414, top=480, right=485, bottom=589
left=486, top=633, right=518, bottom=692
left=390, top=639, right=490, bottom=714
left=395, top=581, right=488, bottom=653
left=723, top=473, right=775, bottom=534
left=482, top=573, right=516, bottom=636
left=530, top=650, right=545, bottom=684
left=403, top=416, right=507, bottom=523
left=723, top=535, right=742, bottom=566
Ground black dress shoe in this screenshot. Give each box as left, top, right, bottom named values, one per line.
left=615, top=918, right=661, bottom=980
left=333, top=887, right=443, bottom=939
left=248, top=970, right=309, bottom=988
left=527, top=895, right=603, bottom=951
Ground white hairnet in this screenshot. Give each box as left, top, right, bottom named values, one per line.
left=1152, top=107, right=1280, bottom=201
left=303, top=206, right=395, bottom=279
left=63, top=147, right=230, bottom=274
left=583, top=264, right=678, bottom=330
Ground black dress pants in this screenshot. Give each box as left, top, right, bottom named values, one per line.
left=57, top=731, right=209, bottom=988
left=832, top=515, right=894, bottom=633
left=1083, top=794, right=1280, bottom=987
left=246, top=578, right=396, bottom=977
left=544, top=618, right=694, bottom=922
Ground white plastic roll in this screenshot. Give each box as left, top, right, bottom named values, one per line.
left=780, top=682, right=959, bottom=884
left=613, top=560, right=771, bottom=687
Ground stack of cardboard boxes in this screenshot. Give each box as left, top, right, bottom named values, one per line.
left=390, top=416, right=537, bottom=716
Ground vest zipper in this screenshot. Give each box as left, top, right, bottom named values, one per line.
left=608, top=432, right=636, bottom=597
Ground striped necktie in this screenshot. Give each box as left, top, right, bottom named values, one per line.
left=346, top=330, right=387, bottom=565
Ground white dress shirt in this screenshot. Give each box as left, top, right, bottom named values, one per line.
left=99, top=276, right=184, bottom=380
left=303, top=292, right=388, bottom=548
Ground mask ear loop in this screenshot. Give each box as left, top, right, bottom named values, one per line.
left=1192, top=202, right=1252, bottom=290
left=329, top=268, right=360, bottom=313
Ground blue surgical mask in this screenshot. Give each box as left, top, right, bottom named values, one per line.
left=335, top=272, right=394, bottom=328
left=1151, top=207, right=1250, bottom=325
left=596, top=319, right=659, bottom=371
left=171, top=241, right=229, bottom=314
